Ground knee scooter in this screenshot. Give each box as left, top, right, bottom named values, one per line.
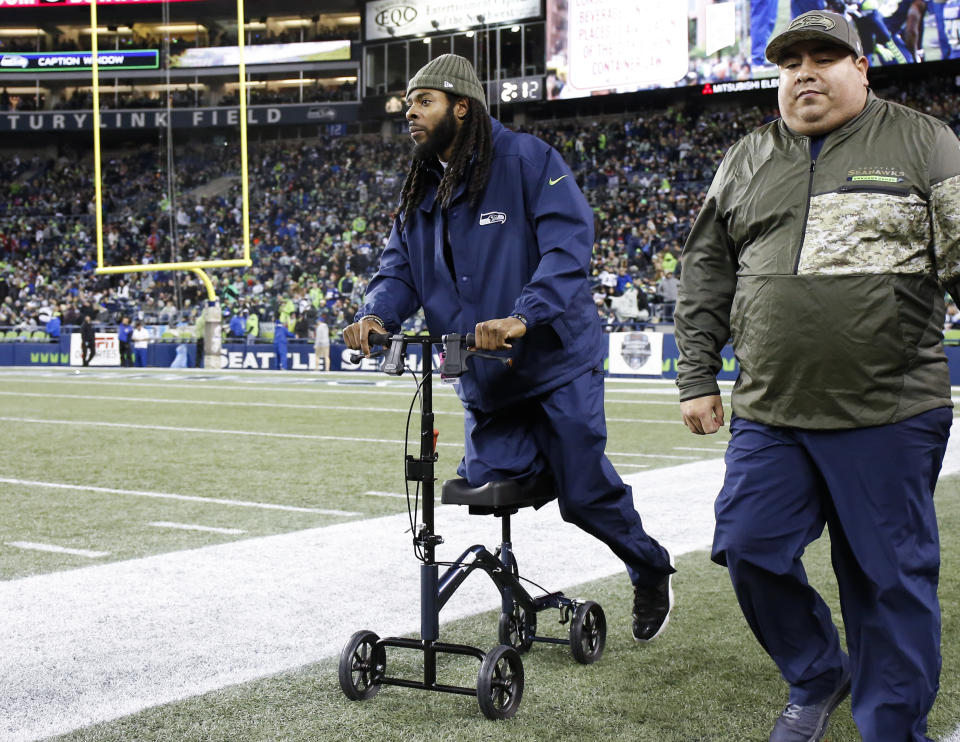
left=338, top=332, right=606, bottom=720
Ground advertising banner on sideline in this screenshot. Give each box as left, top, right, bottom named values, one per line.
left=69, top=332, right=120, bottom=367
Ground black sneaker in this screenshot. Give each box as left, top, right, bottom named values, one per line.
left=632, top=556, right=674, bottom=642
left=769, top=671, right=851, bottom=742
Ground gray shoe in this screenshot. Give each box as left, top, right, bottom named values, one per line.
left=769, top=671, right=851, bottom=742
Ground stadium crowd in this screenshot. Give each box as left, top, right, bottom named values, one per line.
left=2, top=74, right=959, bottom=344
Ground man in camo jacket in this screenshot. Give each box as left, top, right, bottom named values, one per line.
left=676, top=10, right=960, bottom=742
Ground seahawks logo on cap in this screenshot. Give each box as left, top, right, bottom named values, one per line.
left=788, top=13, right=836, bottom=31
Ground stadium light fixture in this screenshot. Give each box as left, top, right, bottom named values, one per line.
left=0, top=28, right=47, bottom=36
left=80, top=25, right=133, bottom=34
left=276, top=19, right=312, bottom=28
left=154, top=23, right=207, bottom=33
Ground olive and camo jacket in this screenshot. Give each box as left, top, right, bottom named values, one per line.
left=676, top=92, right=960, bottom=429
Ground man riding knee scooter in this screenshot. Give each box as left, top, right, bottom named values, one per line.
left=343, top=54, right=675, bottom=641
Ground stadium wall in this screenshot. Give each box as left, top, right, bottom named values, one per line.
left=5, top=335, right=960, bottom=385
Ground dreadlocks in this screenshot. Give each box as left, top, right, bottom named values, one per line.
left=395, top=94, right=493, bottom=228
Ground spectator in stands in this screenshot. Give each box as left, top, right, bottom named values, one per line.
left=45, top=310, right=61, bottom=340
left=228, top=309, right=246, bottom=340
left=344, top=54, right=674, bottom=644
left=946, top=300, right=960, bottom=328
left=117, top=316, right=133, bottom=367
left=676, top=12, right=959, bottom=742
left=132, top=321, right=150, bottom=367
left=80, top=314, right=95, bottom=366
left=655, top=269, right=679, bottom=322
left=245, top=308, right=259, bottom=342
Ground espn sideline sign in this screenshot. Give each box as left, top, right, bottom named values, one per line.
left=69, top=332, right=120, bottom=367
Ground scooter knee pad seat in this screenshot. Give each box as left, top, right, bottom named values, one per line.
left=441, top=475, right=556, bottom=516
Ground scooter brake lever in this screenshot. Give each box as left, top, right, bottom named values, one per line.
left=465, top=349, right=512, bottom=367
left=348, top=349, right=385, bottom=364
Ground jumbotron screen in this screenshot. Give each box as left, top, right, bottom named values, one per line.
left=545, top=0, right=959, bottom=100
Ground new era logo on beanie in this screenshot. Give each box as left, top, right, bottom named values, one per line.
left=407, top=54, right=487, bottom=110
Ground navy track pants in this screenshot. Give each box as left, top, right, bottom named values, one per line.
left=713, top=409, right=952, bottom=742
left=457, top=367, right=673, bottom=587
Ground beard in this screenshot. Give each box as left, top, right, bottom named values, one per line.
left=411, top=103, right=459, bottom=161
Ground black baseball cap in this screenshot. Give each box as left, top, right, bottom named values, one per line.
left=765, top=10, right=864, bottom=65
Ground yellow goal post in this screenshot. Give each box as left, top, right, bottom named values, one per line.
left=89, top=0, right=253, bottom=302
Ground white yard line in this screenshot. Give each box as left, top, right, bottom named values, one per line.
left=674, top=446, right=727, bottom=452
left=942, top=724, right=960, bottom=742
left=0, top=375, right=455, bottom=399
left=362, top=490, right=408, bottom=498
left=0, top=389, right=693, bottom=418
left=0, top=390, right=464, bottom=416
left=2, top=422, right=960, bottom=742
left=5, top=542, right=110, bottom=559
left=0, top=416, right=466, bottom=447
left=0, top=416, right=685, bottom=443
left=0, top=477, right=360, bottom=517
left=607, top=451, right=700, bottom=459
left=147, top=522, right=247, bottom=536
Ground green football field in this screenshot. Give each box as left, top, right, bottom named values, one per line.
left=1, top=366, right=958, bottom=742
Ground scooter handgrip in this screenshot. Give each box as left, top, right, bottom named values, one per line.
left=368, top=331, right=391, bottom=346
left=464, top=333, right=475, bottom=348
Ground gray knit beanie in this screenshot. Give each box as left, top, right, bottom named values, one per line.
left=406, top=54, right=487, bottom=111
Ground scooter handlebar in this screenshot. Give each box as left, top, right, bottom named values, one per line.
left=368, top=331, right=475, bottom=349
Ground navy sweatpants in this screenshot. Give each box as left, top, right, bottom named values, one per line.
left=457, top=367, right=673, bottom=587
left=713, top=409, right=952, bottom=742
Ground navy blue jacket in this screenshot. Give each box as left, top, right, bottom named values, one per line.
left=274, top=322, right=292, bottom=347
left=117, top=323, right=133, bottom=343
left=359, top=118, right=603, bottom=412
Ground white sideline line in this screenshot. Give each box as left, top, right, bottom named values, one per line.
left=0, top=375, right=453, bottom=399
left=0, top=390, right=690, bottom=420
left=606, top=415, right=685, bottom=424
left=0, top=477, right=360, bottom=517
left=0, top=390, right=464, bottom=417
left=363, top=490, right=408, bottom=498
left=0, top=416, right=685, bottom=444
left=943, top=724, right=960, bottom=742
left=5, top=541, right=110, bottom=559
left=0, top=416, right=465, bottom=448
left=675, top=446, right=727, bottom=452
left=607, top=451, right=700, bottom=460
left=3, top=422, right=959, bottom=742
left=147, top=522, right=247, bottom=536
left=2, top=374, right=707, bottom=402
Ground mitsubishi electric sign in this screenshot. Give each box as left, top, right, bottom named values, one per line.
left=364, top=0, right=540, bottom=41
